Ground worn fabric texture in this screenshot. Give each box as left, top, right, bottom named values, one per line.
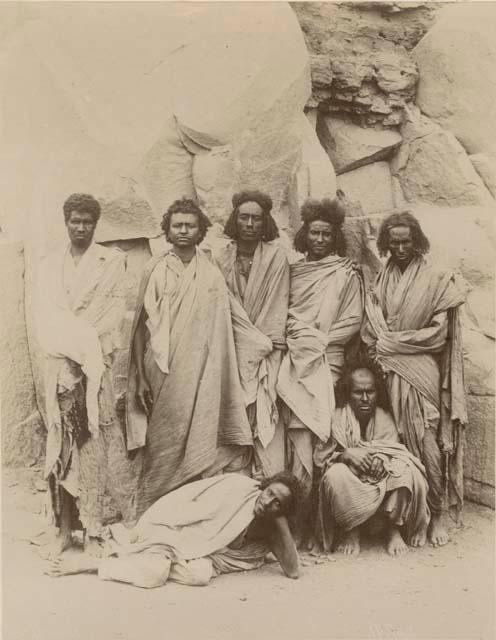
left=362, top=256, right=467, bottom=516
left=97, top=474, right=267, bottom=588
left=126, top=248, right=253, bottom=515
left=277, top=254, right=363, bottom=498
left=36, top=243, right=133, bottom=532
left=213, top=240, right=290, bottom=476
left=314, top=405, right=430, bottom=552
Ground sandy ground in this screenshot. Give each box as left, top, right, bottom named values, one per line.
left=2, top=466, right=494, bottom=640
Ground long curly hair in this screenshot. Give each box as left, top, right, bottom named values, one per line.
left=335, top=357, right=390, bottom=411
left=376, top=211, right=430, bottom=257
left=161, top=197, right=212, bottom=244
left=293, top=198, right=347, bottom=256
left=63, top=193, right=101, bottom=223
left=259, top=471, right=302, bottom=518
left=223, top=190, right=279, bottom=242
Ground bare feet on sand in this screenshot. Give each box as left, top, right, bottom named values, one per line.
left=410, top=524, right=428, bottom=548
left=386, top=526, right=408, bottom=556
left=336, top=528, right=360, bottom=556
left=428, top=513, right=450, bottom=547
left=37, top=532, right=73, bottom=560
left=45, top=554, right=99, bottom=577
left=84, top=536, right=105, bottom=558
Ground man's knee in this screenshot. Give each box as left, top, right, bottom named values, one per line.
left=169, top=558, right=213, bottom=587
left=98, top=554, right=172, bottom=589
left=323, top=463, right=353, bottom=490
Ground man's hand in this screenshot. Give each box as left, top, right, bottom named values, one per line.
left=369, top=456, right=388, bottom=481
left=136, top=375, right=153, bottom=416
left=341, top=448, right=374, bottom=475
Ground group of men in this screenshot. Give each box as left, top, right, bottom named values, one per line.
left=36, top=189, right=467, bottom=588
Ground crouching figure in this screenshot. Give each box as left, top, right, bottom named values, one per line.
left=314, top=361, right=430, bottom=557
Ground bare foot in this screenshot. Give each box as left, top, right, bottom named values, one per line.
left=410, top=524, right=428, bottom=548
left=428, top=513, right=450, bottom=547
left=84, top=536, right=105, bottom=558
left=306, top=535, right=319, bottom=554
left=45, top=554, right=99, bottom=577
left=37, top=532, right=73, bottom=560
left=336, top=529, right=360, bottom=556
left=386, top=526, right=408, bottom=556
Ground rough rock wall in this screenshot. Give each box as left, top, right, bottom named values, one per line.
left=1, top=3, right=335, bottom=467
left=295, top=2, right=495, bottom=508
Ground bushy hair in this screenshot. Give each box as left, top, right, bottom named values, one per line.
left=260, top=471, right=302, bottom=518
left=336, top=357, right=390, bottom=411
left=223, top=190, right=279, bottom=242
left=160, top=197, right=212, bottom=243
left=376, top=211, right=430, bottom=257
left=293, top=197, right=346, bottom=256
left=63, top=193, right=101, bottom=223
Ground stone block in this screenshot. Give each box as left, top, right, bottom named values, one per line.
left=0, top=240, right=45, bottom=466
left=470, top=154, right=496, bottom=200
left=337, top=162, right=394, bottom=215
left=317, top=114, right=402, bottom=174
left=391, top=110, right=494, bottom=207
left=463, top=395, right=495, bottom=508
left=413, top=3, right=496, bottom=155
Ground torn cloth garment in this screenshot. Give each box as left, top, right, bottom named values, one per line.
left=97, top=474, right=268, bottom=588
left=314, top=405, right=430, bottom=552
left=35, top=242, right=133, bottom=534
left=126, top=248, right=253, bottom=516
left=213, top=240, right=290, bottom=475
left=361, top=256, right=467, bottom=516
left=276, top=255, right=363, bottom=498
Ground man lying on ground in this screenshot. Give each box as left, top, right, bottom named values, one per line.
left=47, top=472, right=300, bottom=587
left=314, top=360, right=430, bottom=557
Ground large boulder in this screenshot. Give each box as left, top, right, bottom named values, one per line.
left=413, top=3, right=496, bottom=156
left=0, top=2, right=311, bottom=252
left=317, top=114, right=402, bottom=174
left=0, top=239, right=45, bottom=466
left=391, top=109, right=494, bottom=207
left=464, top=396, right=495, bottom=508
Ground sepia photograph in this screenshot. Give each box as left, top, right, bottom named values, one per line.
left=1, top=1, right=494, bottom=639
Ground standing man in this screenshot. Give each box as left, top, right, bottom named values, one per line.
left=36, top=193, right=133, bottom=556
left=362, top=211, right=467, bottom=546
left=213, top=191, right=290, bottom=477
left=127, top=198, right=253, bottom=516
left=277, top=198, right=363, bottom=545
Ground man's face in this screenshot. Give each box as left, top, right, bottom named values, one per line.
left=349, top=369, right=377, bottom=422
left=254, top=482, right=291, bottom=520
left=306, top=220, right=333, bottom=260
left=66, top=211, right=96, bottom=249
left=168, top=212, right=202, bottom=248
left=388, top=225, right=414, bottom=268
left=236, top=201, right=264, bottom=243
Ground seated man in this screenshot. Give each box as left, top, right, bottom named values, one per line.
left=47, top=473, right=300, bottom=587
left=314, top=361, right=430, bottom=557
